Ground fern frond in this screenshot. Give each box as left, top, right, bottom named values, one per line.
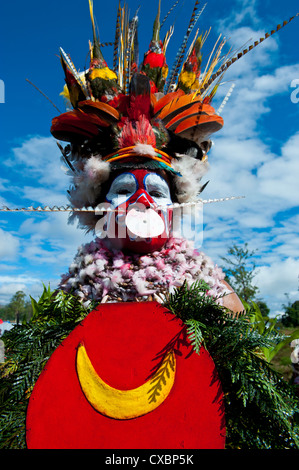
left=185, top=319, right=204, bottom=354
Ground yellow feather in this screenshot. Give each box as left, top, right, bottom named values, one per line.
left=60, top=84, right=70, bottom=101
left=89, top=0, right=96, bottom=39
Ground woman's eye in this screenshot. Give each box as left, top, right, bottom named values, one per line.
left=149, top=191, right=164, bottom=198
left=117, top=188, right=132, bottom=195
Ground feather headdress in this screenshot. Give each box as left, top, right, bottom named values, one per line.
left=50, top=0, right=298, bottom=231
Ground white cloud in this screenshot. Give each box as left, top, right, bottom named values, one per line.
left=22, top=186, right=69, bottom=206
left=258, top=132, right=299, bottom=205
left=4, top=136, right=71, bottom=206
left=0, top=228, right=19, bottom=261
left=18, top=212, right=92, bottom=268
left=0, top=178, right=10, bottom=192
left=0, top=274, right=47, bottom=305
left=8, top=136, right=69, bottom=189
left=222, top=0, right=259, bottom=27
left=255, top=258, right=299, bottom=315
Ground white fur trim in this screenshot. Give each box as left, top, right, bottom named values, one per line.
left=133, top=143, right=157, bottom=157
left=171, top=154, right=209, bottom=203
left=84, top=156, right=110, bottom=182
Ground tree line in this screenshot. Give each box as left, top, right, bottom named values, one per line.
left=0, top=291, right=33, bottom=323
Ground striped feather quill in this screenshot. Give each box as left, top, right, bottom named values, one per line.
left=59, top=47, right=89, bottom=99
left=113, top=1, right=122, bottom=71
left=160, top=0, right=181, bottom=29
left=166, top=1, right=207, bottom=93
left=198, top=13, right=299, bottom=95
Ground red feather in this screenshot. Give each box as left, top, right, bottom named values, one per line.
left=78, top=100, right=119, bottom=123
left=51, top=109, right=109, bottom=142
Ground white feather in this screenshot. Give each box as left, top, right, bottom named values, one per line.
left=133, top=143, right=157, bottom=157
left=172, top=154, right=209, bottom=203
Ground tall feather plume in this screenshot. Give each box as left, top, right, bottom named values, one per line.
left=198, top=13, right=299, bottom=95
left=160, top=0, right=181, bottom=29
left=166, top=1, right=207, bottom=92
left=99, top=41, right=114, bottom=47
left=26, top=79, right=62, bottom=113
left=113, top=1, right=122, bottom=71
left=118, top=3, right=130, bottom=90
left=60, top=47, right=89, bottom=99
left=163, top=25, right=174, bottom=55
left=196, top=35, right=227, bottom=98
left=153, top=0, right=162, bottom=43
left=132, top=14, right=140, bottom=69
left=126, top=9, right=140, bottom=87
left=216, top=82, right=235, bottom=115
left=89, top=0, right=103, bottom=61
left=203, top=72, right=224, bottom=103
left=123, top=6, right=130, bottom=93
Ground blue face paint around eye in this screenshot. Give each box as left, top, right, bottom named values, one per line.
left=106, top=172, right=138, bottom=207
left=143, top=173, right=172, bottom=207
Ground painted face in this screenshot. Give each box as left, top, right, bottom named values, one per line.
left=104, top=169, right=173, bottom=253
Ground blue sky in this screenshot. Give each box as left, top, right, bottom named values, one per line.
left=0, top=0, right=298, bottom=316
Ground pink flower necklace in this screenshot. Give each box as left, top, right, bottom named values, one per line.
left=60, top=237, right=227, bottom=306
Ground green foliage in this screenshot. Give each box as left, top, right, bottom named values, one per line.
left=164, top=280, right=299, bottom=449
left=148, top=350, right=176, bottom=404
left=282, top=298, right=299, bottom=327
left=255, top=300, right=270, bottom=318
left=0, top=285, right=92, bottom=449
left=244, top=300, right=299, bottom=363
left=221, top=243, right=259, bottom=302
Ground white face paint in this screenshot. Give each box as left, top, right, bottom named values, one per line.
left=106, top=172, right=137, bottom=208
left=143, top=173, right=172, bottom=207
left=105, top=172, right=172, bottom=208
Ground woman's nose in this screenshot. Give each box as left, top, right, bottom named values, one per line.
left=133, top=191, right=152, bottom=209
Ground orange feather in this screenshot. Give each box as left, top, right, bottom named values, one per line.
left=155, top=92, right=203, bottom=123
left=174, top=114, right=224, bottom=142
left=153, top=89, right=185, bottom=115
left=165, top=102, right=218, bottom=131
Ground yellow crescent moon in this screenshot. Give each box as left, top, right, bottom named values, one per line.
left=76, top=343, right=176, bottom=420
